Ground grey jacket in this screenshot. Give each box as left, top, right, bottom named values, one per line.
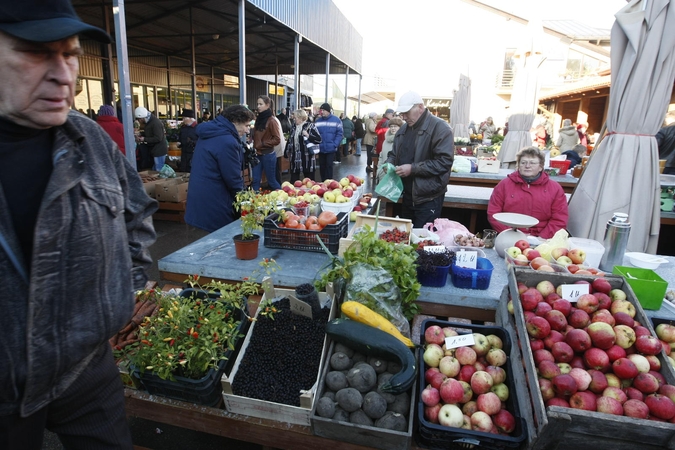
left=0, top=111, right=158, bottom=417
left=556, top=125, right=579, bottom=152
left=386, top=111, right=454, bottom=204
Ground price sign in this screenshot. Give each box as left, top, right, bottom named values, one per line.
left=261, top=277, right=275, bottom=301
left=455, top=250, right=477, bottom=269
left=288, top=295, right=313, bottom=318
left=424, top=245, right=446, bottom=254
left=445, top=333, right=476, bottom=350
left=561, top=284, right=590, bottom=303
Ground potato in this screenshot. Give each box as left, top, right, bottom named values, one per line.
left=336, top=387, right=363, bottom=412
left=323, top=391, right=335, bottom=401
left=346, top=364, right=377, bottom=393
left=387, top=360, right=402, bottom=374
left=316, top=397, right=336, bottom=418
left=376, top=373, right=396, bottom=404
left=387, top=392, right=410, bottom=415
left=333, top=406, right=349, bottom=422
left=334, top=343, right=355, bottom=358
left=349, top=409, right=374, bottom=426
left=330, top=352, right=353, bottom=371
left=367, top=356, right=388, bottom=374
left=352, top=352, right=367, bottom=363
left=375, top=411, right=407, bottom=431
left=362, top=391, right=388, bottom=419
left=325, top=371, right=348, bottom=392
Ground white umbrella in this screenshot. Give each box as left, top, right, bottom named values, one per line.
left=498, top=17, right=545, bottom=166
left=450, top=74, right=471, bottom=139
left=568, top=0, right=675, bottom=253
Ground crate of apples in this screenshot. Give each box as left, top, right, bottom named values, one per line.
left=506, top=240, right=603, bottom=276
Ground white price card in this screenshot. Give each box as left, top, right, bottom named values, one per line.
left=455, top=250, right=478, bottom=269
left=288, top=295, right=313, bottom=319
left=561, top=284, right=590, bottom=303
left=261, top=277, right=275, bottom=301
left=424, top=245, right=446, bottom=254
left=445, top=333, right=476, bottom=350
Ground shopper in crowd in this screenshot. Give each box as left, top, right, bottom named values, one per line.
left=272, top=113, right=286, bottom=186
left=487, top=146, right=568, bottom=238
left=556, top=118, right=579, bottom=152
left=375, top=108, right=394, bottom=157
left=353, top=115, right=365, bottom=156
left=479, top=116, right=497, bottom=140
left=577, top=123, right=589, bottom=147
left=379, top=116, right=403, bottom=164
left=200, top=111, right=211, bottom=123
left=340, top=112, right=354, bottom=159
left=657, top=114, right=675, bottom=174
left=561, top=144, right=587, bottom=169
left=468, top=120, right=477, bottom=135
left=96, top=104, right=126, bottom=155
left=533, top=123, right=549, bottom=149
left=178, top=108, right=198, bottom=172
left=384, top=91, right=454, bottom=227
left=285, top=109, right=322, bottom=182
left=185, top=105, right=255, bottom=232
left=251, top=95, right=282, bottom=191
left=277, top=107, right=292, bottom=134
left=0, top=2, right=158, bottom=447
left=363, top=111, right=378, bottom=172
left=135, top=106, right=168, bottom=171
left=314, top=103, right=343, bottom=180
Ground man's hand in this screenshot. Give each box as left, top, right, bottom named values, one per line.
left=395, top=164, right=412, bottom=177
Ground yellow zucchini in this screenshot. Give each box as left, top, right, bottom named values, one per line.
left=341, top=301, right=414, bottom=348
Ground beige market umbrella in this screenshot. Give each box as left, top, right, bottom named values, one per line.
left=450, top=74, right=471, bottom=139
left=568, top=0, right=675, bottom=253
left=498, top=17, right=545, bottom=166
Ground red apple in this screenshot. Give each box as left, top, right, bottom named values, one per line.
left=530, top=257, right=550, bottom=270
left=634, top=325, right=652, bottom=338
left=514, top=239, right=530, bottom=251
left=594, top=292, right=612, bottom=310
left=576, top=294, right=599, bottom=315
left=591, top=309, right=615, bottom=326
left=624, top=386, right=645, bottom=401
left=544, top=310, right=568, bottom=332
left=421, top=385, right=441, bottom=406
left=546, top=397, right=570, bottom=408
left=658, top=384, right=675, bottom=403
left=587, top=369, right=609, bottom=394
left=485, top=366, right=506, bottom=385
left=529, top=338, right=545, bottom=352
left=569, top=391, right=597, bottom=411
left=520, top=288, right=544, bottom=311
left=470, top=411, right=493, bottom=433
left=603, top=386, right=628, bottom=403
left=596, top=396, right=624, bottom=415
left=551, top=299, right=572, bottom=317
left=551, top=247, right=569, bottom=260
left=612, top=358, right=639, bottom=379
left=470, top=371, right=494, bottom=395
left=612, top=311, right=635, bottom=327
left=551, top=342, right=575, bottom=363
left=536, top=280, right=556, bottom=297
left=424, top=403, right=442, bottom=423
left=533, top=349, right=555, bottom=365
left=591, top=277, right=612, bottom=295
left=492, top=409, right=516, bottom=433
left=538, top=360, right=562, bottom=379
left=645, top=394, right=675, bottom=420
left=425, top=325, right=445, bottom=346
left=462, top=400, right=478, bottom=417
left=458, top=365, right=476, bottom=383
left=587, top=322, right=617, bottom=350
left=425, top=367, right=441, bottom=384
left=568, top=309, right=591, bottom=329
left=569, top=367, right=592, bottom=391
left=605, top=345, right=627, bottom=362
left=552, top=374, right=578, bottom=397
left=565, top=329, right=592, bottom=353
left=633, top=372, right=660, bottom=394
left=476, top=392, right=501, bottom=415
left=455, top=346, right=477, bottom=366
left=527, top=316, right=552, bottom=339
left=623, top=399, right=650, bottom=419
left=568, top=248, right=587, bottom=264
left=539, top=377, right=556, bottom=401
left=534, top=301, right=553, bottom=317
left=635, top=335, right=663, bottom=356
left=524, top=248, right=541, bottom=261
left=584, top=348, right=610, bottom=372
left=544, top=330, right=565, bottom=350
left=439, top=377, right=465, bottom=404
left=646, top=355, right=662, bottom=372
left=429, top=372, right=447, bottom=390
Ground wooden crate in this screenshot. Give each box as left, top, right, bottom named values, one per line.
left=310, top=341, right=416, bottom=450
left=338, top=214, right=412, bottom=256
left=508, top=267, right=675, bottom=450
left=221, top=285, right=337, bottom=426
left=153, top=200, right=187, bottom=223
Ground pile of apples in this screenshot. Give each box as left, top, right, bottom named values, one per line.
left=420, top=325, right=519, bottom=436
left=506, top=240, right=603, bottom=276
left=511, top=276, right=675, bottom=421
left=276, top=175, right=364, bottom=204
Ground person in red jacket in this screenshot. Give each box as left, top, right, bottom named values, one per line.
left=96, top=104, right=126, bottom=155
left=487, top=146, right=568, bottom=238
left=375, top=108, right=394, bottom=155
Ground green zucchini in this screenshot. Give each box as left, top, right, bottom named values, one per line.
left=326, top=318, right=417, bottom=395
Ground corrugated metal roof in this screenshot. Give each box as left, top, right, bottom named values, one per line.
left=73, top=0, right=361, bottom=79
left=542, top=20, right=611, bottom=41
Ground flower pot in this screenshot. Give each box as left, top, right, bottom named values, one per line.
left=233, top=234, right=260, bottom=260
left=417, top=264, right=451, bottom=287
left=132, top=364, right=223, bottom=406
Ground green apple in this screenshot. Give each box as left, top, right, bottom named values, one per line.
left=324, top=192, right=336, bottom=203
left=288, top=197, right=299, bottom=206
left=506, top=247, right=521, bottom=259
left=350, top=211, right=358, bottom=221
left=336, top=194, right=348, bottom=203
left=340, top=177, right=350, bottom=187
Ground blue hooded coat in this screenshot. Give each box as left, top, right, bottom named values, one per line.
left=185, top=115, right=244, bottom=232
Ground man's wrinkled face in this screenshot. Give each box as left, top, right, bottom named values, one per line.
left=0, top=32, right=81, bottom=129
left=400, top=104, right=424, bottom=127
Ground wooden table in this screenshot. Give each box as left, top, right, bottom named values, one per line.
left=448, top=169, right=578, bottom=194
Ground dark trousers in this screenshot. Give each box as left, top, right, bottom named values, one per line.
left=318, top=152, right=335, bottom=180
left=179, top=150, right=193, bottom=172
left=0, top=344, right=133, bottom=450
left=400, top=194, right=445, bottom=228
left=366, top=145, right=374, bottom=168
left=276, top=156, right=282, bottom=185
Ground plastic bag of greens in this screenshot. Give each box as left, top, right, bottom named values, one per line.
left=345, top=262, right=410, bottom=338
left=158, top=164, right=176, bottom=178
left=375, top=163, right=403, bottom=202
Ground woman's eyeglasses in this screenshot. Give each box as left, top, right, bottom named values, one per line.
left=519, top=160, right=540, bottom=167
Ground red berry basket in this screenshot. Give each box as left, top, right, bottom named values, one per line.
left=550, top=159, right=571, bottom=175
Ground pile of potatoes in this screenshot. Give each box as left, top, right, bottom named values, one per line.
left=315, top=343, right=411, bottom=431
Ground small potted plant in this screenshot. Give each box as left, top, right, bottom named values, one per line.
left=233, top=189, right=277, bottom=260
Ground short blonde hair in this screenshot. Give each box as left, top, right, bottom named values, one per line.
left=516, top=146, right=545, bottom=166
left=292, top=109, right=307, bottom=121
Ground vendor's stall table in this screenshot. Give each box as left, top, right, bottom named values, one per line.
left=449, top=169, right=578, bottom=193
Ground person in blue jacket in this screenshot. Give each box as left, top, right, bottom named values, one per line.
left=314, top=103, right=343, bottom=180
left=185, top=105, right=256, bottom=232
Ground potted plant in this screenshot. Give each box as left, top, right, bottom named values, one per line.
left=233, top=189, right=277, bottom=260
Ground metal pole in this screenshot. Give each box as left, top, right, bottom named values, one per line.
left=344, top=68, right=348, bottom=117
left=357, top=74, right=362, bottom=118
left=112, top=0, right=136, bottom=169
left=275, top=52, right=279, bottom=113
left=294, top=34, right=300, bottom=111
left=324, top=53, right=330, bottom=104
left=238, top=0, right=246, bottom=106
left=102, top=6, right=116, bottom=107
left=210, top=65, right=215, bottom=113
left=166, top=56, right=172, bottom=119
left=190, top=6, right=197, bottom=114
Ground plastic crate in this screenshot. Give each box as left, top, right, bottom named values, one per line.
left=263, top=211, right=348, bottom=254
left=549, top=159, right=571, bottom=175
left=450, top=257, right=494, bottom=289
left=416, top=319, right=527, bottom=450
left=417, top=264, right=450, bottom=287
left=612, top=266, right=667, bottom=310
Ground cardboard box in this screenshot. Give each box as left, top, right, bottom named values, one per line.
left=154, top=179, right=189, bottom=202
left=477, top=159, right=500, bottom=173
left=338, top=214, right=412, bottom=256
left=508, top=267, right=675, bottom=450
left=138, top=170, right=161, bottom=197
left=221, top=285, right=337, bottom=426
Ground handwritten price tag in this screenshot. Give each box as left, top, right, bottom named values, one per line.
left=561, top=284, right=590, bottom=303
left=288, top=295, right=313, bottom=319
left=445, top=333, right=476, bottom=350
left=455, top=250, right=477, bottom=269
left=424, top=245, right=446, bottom=254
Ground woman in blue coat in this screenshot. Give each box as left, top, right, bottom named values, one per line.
left=185, top=105, right=256, bottom=232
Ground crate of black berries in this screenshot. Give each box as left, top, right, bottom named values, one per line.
left=416, top=243, right=455, bottom=287
left=221, top=283, right=337, bottom=425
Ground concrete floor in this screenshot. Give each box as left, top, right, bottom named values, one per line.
left=42, top=148, right=377, bottom=449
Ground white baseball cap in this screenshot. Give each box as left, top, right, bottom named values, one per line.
left=134, top=106, right=149, bottom=119
left=395, top=91, right=424, bottom=113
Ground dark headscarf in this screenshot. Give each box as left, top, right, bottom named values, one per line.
left=254, top=108, right=273, bottom=132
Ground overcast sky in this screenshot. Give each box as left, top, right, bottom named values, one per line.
left=333, top=0, right=627, bottom=98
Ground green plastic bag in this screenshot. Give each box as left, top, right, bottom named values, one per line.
left=375, top=162, right=403, bottom=202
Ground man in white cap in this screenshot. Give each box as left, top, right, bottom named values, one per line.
left=135, top=105, right=168, bottom=171
left=384, top=91, right=454, bottom=227
left=0, top=1, right=157, bottom=447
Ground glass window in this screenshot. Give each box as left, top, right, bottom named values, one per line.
left=157, top=87, right=168, bottom=118
left=73, top=78, right=89, bottom=115
left=88, top=79, right=104, bottom=114
left=132, top=85, right=145, bottom=109
left=145, top=86, right=156, bottom=115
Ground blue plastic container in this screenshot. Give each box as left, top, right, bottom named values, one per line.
left=416, top=264, right=450, bottom=287
left=450, top=257, right=494, bottom=290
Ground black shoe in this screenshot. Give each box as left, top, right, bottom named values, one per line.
left=365, top=166, right=372, bottom=173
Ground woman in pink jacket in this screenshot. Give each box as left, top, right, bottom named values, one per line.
left=487, top=147, right=568, bottom=238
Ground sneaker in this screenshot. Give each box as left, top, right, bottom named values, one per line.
left=334, top=160, right=341, bottom=164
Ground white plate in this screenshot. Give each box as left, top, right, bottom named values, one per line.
left=492, top=212, right=538, bottom=229
left=625, top=252, right=669, bottom=269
